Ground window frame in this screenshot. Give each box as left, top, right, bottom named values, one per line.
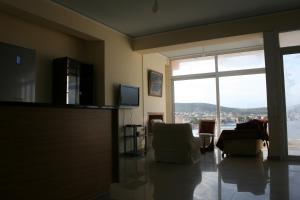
left=171, top=47, right=266, bottom=135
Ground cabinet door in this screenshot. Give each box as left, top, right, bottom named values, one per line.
left=80, top=64, right=94, bottom=105
left=52, top=57, right=80, bottom=105
left=67, top=59, right=80, bottom=104
left=53, top=58, right=94, bottom=105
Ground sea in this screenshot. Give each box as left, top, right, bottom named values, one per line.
left=192, top=122, right=300, bottom=139
left=287, top=119, right=300, bottom=139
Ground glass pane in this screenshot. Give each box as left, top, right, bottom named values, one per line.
left=218, top=50, right=265, bottom=71
left=174, top=79, right=216, bottom=135
left=171, top=56, right=215, bottom=76
left=219, top=74, right=268, bottom=131
left=66, top=75, right=79, bottom=104
left=279, top=30, right=300, bottom=48
left=283, top=53, right=300, bottom=156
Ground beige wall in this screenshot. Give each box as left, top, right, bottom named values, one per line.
left=165, top=63, right=173, bottom=123
left=0, top=2, right=169, bottom=155
left=84, top=41, right=105, bottom=106
left=142, top=53, right=169, bottom=124
left=0, top=0, right=143, bottom=107
left=0, top=11, right=88, bottom=102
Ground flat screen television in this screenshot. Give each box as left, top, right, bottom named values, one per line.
left=119, top=84, right=139, bottom=107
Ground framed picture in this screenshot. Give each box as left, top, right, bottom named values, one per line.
left=148, top=70, right=163, bottom=97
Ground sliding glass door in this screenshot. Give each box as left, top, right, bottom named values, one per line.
left=283, top=53, right=300, bottom=156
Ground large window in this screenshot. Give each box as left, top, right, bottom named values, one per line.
left=174, top=79, right=216, bottom=131
left=219, top=74, right=267, bottom=131
left=172, top=49, right=267, bottom=134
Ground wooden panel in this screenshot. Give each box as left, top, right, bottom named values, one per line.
left=0, top=105, right=115, bottom=200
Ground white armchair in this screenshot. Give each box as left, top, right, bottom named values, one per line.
left=152, top=123, right=201, bottom=164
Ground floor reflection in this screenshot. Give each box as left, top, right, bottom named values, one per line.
left=111, top=149, right=300, bottom=200
left=218, top=153, right=268, bottom=195
left=150, top=162, right=202, bottom=200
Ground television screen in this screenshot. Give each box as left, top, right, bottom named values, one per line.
left=119, top=85, right=139, bottom=107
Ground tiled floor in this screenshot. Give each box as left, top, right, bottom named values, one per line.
left=110, top=149, right=300, bottom=200
left=288, top=140, right=300, bottom=156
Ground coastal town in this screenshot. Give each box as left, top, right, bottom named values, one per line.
left=174, top=103, right=268, bottom=131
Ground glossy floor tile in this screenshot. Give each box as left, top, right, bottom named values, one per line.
left=110, top=149, right=300, bottom=200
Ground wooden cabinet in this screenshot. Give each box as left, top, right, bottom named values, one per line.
left=52, top=57, right=94, bottom=105
left=0, top=104, right=118, bottom=199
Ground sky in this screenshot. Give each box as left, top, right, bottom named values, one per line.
left=174, top=74, right=267, bottom=108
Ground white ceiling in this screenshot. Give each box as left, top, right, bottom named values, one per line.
left=51, top=0, right=300, bottom=37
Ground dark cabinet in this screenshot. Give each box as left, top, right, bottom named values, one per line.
left=52, top=57, right=94, bottom=105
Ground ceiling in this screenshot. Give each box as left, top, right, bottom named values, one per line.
left=51, top=0, right=300, bottom=37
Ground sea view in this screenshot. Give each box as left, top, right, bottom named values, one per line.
left=175, top=102, right=267, bottom=132
left=175, top=103, right=300, bottom=140
left=287, top=119, right=300, bottom=139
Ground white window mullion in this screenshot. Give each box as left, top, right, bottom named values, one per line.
left=171, top=79, right=175, bottom=123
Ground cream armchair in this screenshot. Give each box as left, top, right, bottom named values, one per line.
left=152, top=123, right=201, bottom=164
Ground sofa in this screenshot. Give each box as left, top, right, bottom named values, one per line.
left=216, top=119, right=269, bottom=156
left=152, top=123, right=201, bottom=164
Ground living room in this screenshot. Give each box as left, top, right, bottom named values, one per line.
left=1, top=0, right=300, bottom=199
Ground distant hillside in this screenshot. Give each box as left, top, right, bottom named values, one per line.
left=175, top=103, right=267, bottom=115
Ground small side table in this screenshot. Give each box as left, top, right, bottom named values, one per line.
left=123, top=124, right=147, bottom=156
left=199, top=132, right=214, bottom=153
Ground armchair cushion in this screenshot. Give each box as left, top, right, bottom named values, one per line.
left=236, top=119, right=269, bottom=141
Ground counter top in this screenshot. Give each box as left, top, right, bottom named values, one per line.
left=0, top=101, right=118, bottom=110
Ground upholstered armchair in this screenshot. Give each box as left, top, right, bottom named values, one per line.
left=152, top=123, right=201, bottom=164
left=216, top=119, right=268, bottom=156
left=199, top=119, right=216, bottom=152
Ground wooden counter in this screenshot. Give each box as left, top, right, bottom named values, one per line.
left=0, top=102, right=118, bottom=199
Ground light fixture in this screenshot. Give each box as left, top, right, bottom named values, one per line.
left=152, top=0, right=159, bottom=13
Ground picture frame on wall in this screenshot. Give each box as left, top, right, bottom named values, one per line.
left=148, top=70, right=163, bottom=97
